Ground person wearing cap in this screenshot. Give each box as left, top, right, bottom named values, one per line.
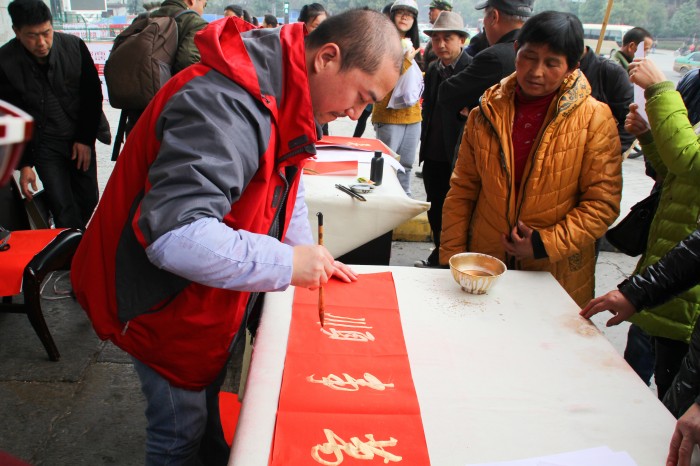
left=415, top=11, right=471, bottom=268
left=421, top=0, right=453, bottom=70
left=437, top=0, right=532, bottom=147
left=440, top=11, right=622, bottom=308
left=371, top=0, right=423, bottom=196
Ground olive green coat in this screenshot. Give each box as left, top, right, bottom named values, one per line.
left=151, top=0, right=208, bottom=75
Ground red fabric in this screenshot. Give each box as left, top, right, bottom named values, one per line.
left=303, top=160, right=358, bottom=176
left=0, top=451, right=32, bottom=466
left=512, top=87, right=556, bottom=194
left=0, top=229, right=65, bottom=296
left=219, top=391, right=241, bottom=446
left=317, top=135, right=393, bottom=155
left=71, top=22, right=318, bottom=390
left=270, top=272, right=430, bottom=465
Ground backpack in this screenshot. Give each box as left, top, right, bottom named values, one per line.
left=104, top=9, right=195, bottom=110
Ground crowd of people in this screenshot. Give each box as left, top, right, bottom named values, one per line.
left=2, top=0, right=700, bottom=464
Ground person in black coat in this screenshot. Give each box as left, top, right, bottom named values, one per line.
left=415, top=11, right=471, bottom=268
left=579, top=46, right=635, bottom=155
left=437, top=0, right=532, bottom=133
left=581, top=228, right=700, bottom=466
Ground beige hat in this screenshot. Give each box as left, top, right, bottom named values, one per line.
left=424, top=11, right=468, bottom=37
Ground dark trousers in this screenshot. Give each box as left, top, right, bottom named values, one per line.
left=624, top=323, right=689, bottom=399
left=353, top=104, right=373, bottom=138
left=34, top=140, right=98, bottom=229
left=422, top=158, right=453, bottom=264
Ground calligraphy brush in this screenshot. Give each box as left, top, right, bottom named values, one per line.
left=317, top=212, right=325, bottom=327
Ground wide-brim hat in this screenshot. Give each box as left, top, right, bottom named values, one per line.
left=429, top=0, right=452, bottom=10
left=424, top=11, right=468, bottom=36
left=474, top=0, right=533, bottom=17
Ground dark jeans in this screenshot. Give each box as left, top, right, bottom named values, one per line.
left=422, top=158, right=453, bottom=264
left=624, top=323, right=655, bottom=385
left=34, top=140, right=98, bottom=229
left=133, top=357, right=230, bottom=466
left=624, top=323, right=689, bottom=399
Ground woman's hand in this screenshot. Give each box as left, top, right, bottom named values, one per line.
left=501, top=221, right=534, bottom=260
left=624, top=103, right=651, bottom=137
left=579, top=290, right=637, bottom=326
left=628, top=58, right=667, bottom=90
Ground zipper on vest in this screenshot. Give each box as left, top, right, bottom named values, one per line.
left=121, top=321, right=130, bottom=335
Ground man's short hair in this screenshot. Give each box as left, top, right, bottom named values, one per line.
left=224, top=4, right=243, bottom=17
left=264, top=14, right=278, bottom=27
left=517, top=10, right=584, bottom=70
left=622, top=27, right=653, bottom=46
left=9, top=0, right=52, bottom=29
left=306, top=9, right=403, bottom=74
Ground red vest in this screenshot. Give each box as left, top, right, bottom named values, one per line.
left=71, top=19, right=317, bottom=390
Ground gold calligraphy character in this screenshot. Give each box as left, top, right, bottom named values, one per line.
left=311, top=429, right=402, bottom=465
left=321, top=327, right=375, bottom=342
left=306, top=372, right=395, bottom=392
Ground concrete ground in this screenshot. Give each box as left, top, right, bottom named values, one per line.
left=0, top=109, right=655, bottom=465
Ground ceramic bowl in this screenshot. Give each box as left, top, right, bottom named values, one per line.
left=448, top=252, right=507, bottom=294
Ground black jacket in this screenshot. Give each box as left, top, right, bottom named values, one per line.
left=579, top=47, right=635, bottom=154
left=437, top=28, right=519, bottom=120
left=419, top=50, right=472, bottom=164
left=618, top=229, right=700, bottom=417
left=0, top=32, right=102, bottom=167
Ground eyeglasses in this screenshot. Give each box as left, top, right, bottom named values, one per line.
left=395, top=10, right=415, bottom=19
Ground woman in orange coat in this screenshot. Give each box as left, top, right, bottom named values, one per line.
left=440, top=11, right=622, bottom=307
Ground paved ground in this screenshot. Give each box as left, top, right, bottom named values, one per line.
left=0, top=109, right=655, bottom=465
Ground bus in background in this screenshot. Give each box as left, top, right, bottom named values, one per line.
left=583, top=23, right=633, bottom=57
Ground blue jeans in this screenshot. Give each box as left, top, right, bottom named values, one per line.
left=132, top=357, right=230, bottom=466
left=624, top=323, right=655, bottom=386
left=374, top=122, right=421, bottom=196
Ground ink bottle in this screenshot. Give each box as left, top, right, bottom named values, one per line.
left=370, top=151, right=383, bottom=186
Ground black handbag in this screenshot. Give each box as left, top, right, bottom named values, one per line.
left=605, top=190, right=661, bottom=257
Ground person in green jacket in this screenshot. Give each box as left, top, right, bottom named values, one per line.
left=150, top=0, right=209, bottom=75
left=622, top=57, right=700, bottom=400
left=611, top=27, right=653, bottom=73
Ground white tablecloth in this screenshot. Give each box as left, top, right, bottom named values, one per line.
left=303, top=160, right=429, bottom=258
left=230, top=266, right=683, bottom=466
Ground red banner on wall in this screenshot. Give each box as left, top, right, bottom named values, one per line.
left=269, top=272, right=430, bottom=465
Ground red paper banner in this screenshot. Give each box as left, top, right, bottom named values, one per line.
left=0, top=229, right=65, bottom=296
left=303, top=160, right=359, bottom=176
left=316, top=135, right=393, bottom=155
left=270, top=272, right=430, bottom=465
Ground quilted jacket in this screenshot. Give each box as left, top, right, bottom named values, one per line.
left=628, top=81, right=700, bottom=343
left=440, top=70, right=622, bottom=307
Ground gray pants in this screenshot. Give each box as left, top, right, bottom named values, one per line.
left=374, top=122, right=421, bottom=196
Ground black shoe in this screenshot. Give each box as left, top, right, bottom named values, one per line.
left=414, top=259, right=435, bottom=268
left=415, top=170, right=423, bottom=179
left=628, top=146, right=644, bottom=159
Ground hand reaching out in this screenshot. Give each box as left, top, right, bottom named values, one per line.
left=579, top=290, right=637, bottom=326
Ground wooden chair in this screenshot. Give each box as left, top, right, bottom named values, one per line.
left=0, top=179, right=82, bottom=361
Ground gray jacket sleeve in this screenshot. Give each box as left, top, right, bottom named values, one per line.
left=138, top=73, right=271, bottom=244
